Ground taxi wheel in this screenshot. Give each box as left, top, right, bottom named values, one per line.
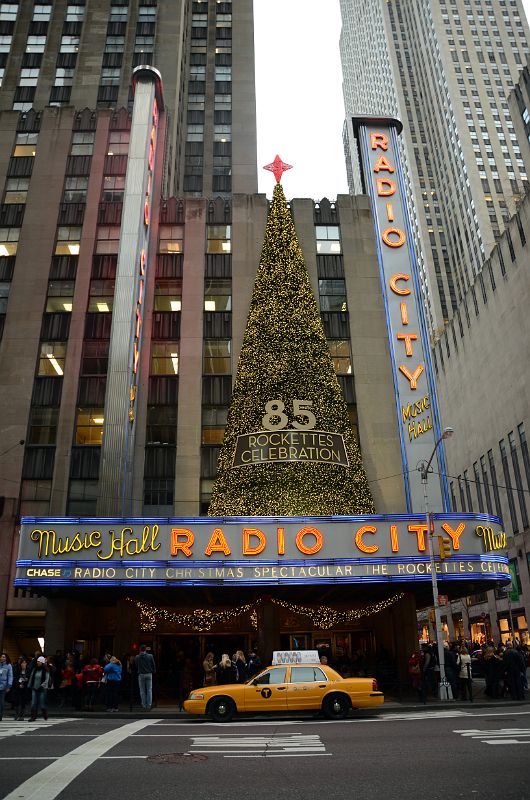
left=208, top=696, right=236, bottom=723
left=322, top=693, right=351, bottom=720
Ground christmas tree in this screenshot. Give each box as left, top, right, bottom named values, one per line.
left=209, top=169, right=375, bottom=517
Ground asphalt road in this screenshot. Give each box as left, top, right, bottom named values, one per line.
left=1, top=707, right=529, bottom=800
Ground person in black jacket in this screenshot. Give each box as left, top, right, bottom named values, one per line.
left=12, top=657, right=30, bottom=720
left=215, top=654, right=237, bottom=685
left=503, top=643, right=525, bottom=700
left=234, top=651, right=249, bottom=683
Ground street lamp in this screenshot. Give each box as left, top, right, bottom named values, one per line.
left=419, top=426, right=454, bottom=701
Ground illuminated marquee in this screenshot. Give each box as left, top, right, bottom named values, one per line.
left=15, top=515, right=510, bottom=588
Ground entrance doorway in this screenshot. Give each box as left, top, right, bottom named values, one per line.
left=155, top=633, right=254, bottom=703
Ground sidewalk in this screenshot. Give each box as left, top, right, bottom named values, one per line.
left=23, top=695, right=530, bottom=721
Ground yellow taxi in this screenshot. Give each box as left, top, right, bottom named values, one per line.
left=183, top=651, right=384, bottom=722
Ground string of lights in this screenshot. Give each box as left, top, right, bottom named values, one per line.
left=127, top=593, right=405, bottom=633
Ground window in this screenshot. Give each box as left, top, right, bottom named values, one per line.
left=201, top=407, right=227, bottom=445
left=214, top=125, right=231, bottom=142
left=110, top=6, right=128, bottom=21
left=186, top=124, right=204, bottom=142
left=290, top=666, right=327, bottom=683
left=102, top=174, right=125, bottom=202
left=60, top=36, right=80, bottom=52
left=55, top=226, right=81, bottom=256
left=67, top=480, right=98, bottom=515
left=0, top=281, right=9, bottom=313
left=95, top=226, right=120, bottom=255
left=66, top=5, right=85, bottom=22
left=54, top=67, right=74, bottom=86
left=319, top=279, right=347, bottom=311
left=0, top=4, right=18, bottom=21
left=75, top=407, right=104, bottom=445
left=19, top=68, right=39, bottom=87
left=88, top=279, right=115, bottom=313
left=33, top=5, right=51, bottom=21
left=204, top=278, right=231, bottom=311
left=134, top=35, right=154, bottom=50
left=13, top=132, right=38, bottom=157
left=146, top=406, right=177, bottom=445
left=316, top=225, right=341, bottom=254
left=81, top=341, right=109, bottom=374
left=153, top=279, right=182, bottom=312
left=206, top=225, right=231, bottom=253
left=138, top=5, right=157, bottom=22
left=46, top=280, right=75, bottom=312
left=0, top=227, right=19, bottom=256
left=0, top=35, right=12, bottom=52
left=158, top=225, right=184, bottom=254
left=26, top=36, right=46, bottom=53
left=63, top=176, right=88, bottom=203
left=253, top=668, right=287, bottom=685
left=28, top=408, right=59, bottom=445
left=203, top=340, right=230, bottom=374
left=4, top=177, right=29, bottom=204
left=328, top=340, right=352, bottom=374
left=107, top=131, right=129, bottom=155
left=100, top=68, right=120, bottom=86
left=151, top=342, right=179, bottom=375
left=71, top=132, right=94, bottom=156
left=38, top=342, right=66, bottom=376
left=105, top=36, right=125, bottom=52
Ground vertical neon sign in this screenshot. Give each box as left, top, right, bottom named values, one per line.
left=129, top=97, right=158, bottom=424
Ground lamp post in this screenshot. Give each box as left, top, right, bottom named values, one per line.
left=419, top=426, right=454, bottom=701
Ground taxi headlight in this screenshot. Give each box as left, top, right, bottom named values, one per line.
left=189, top=692, right=204, bottom=700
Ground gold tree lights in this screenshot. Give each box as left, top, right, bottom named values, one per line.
left=208, top=173, right=375, bottom=517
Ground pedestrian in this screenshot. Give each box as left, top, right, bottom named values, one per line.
left=103, top=656, right=122, bottom=712
left=82, top=658, right=103, bottom=711
left=407, top=651, right=424, bottom=703
left=215, top=654, right=237, bottom=685
left=12, top=657, right=30, bottom=720
left=203, top=652, right=216, bottom=686
left=421, top=644, right=437, bottom=697
left=0, top=653, right=13, bottom=721
left=457, top=647, right=473, bottom=701
left=58, top=658, right=75, bottom=708
left=503, top=643, right=525, bottom=701
left=234, top=650, right=249, bottom=683
left=28, top=656, right=51, bottom=720
left=444, top=644, right=459, bottom=700
left=483, top=646, right=501, bottom=698
left=135, top=645, right=156, bottom=711
left=247, top=650, right=262, bottom=678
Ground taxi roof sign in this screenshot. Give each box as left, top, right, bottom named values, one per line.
left=272, top=650, right=320, bottom=665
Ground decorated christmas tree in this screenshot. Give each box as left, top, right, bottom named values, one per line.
left=209, top=158, right=375, bottom=516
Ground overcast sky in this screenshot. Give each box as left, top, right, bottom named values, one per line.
left=254, top=0, right=530, bottom=200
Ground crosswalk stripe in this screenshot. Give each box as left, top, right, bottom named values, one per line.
left=454, top=728, right=530, bottom=745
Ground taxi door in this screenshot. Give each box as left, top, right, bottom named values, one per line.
left=243, top=666, right=288, bottom=712
left=285, top=665, right=328, bottom=711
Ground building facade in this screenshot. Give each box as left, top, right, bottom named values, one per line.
left=419, top=188, right=530, bottom=646
left=340, top=0, right=530, bottom=331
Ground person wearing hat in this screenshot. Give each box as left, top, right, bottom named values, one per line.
left=28, top=655, right=51, bottom=721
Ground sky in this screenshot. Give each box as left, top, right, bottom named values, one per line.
left=254, top=0, right=530, bottom=201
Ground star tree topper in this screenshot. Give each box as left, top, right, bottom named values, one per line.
left=263, top=154, right=293, bottom=183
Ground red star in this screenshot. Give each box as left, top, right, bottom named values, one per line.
left=263, top=154, right=293, bottom=183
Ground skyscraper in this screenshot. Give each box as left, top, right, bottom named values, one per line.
left=340, top=0, right=530, bottom=330
left=0, top=0, right=257, bottom=196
